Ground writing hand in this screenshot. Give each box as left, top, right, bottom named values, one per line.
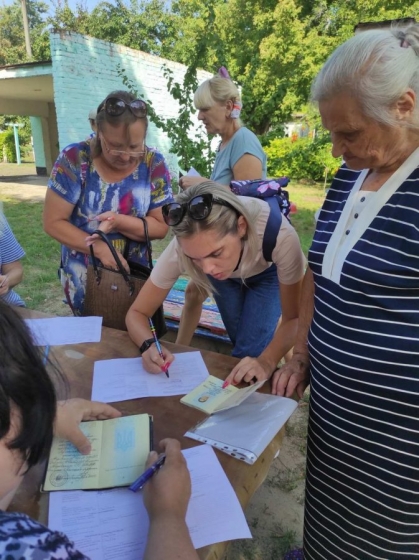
left=143, top=439, right=191, bottom=521
left=142, top=343, right=174, bottom=375
left=223, top=356, right=273, bottom=388
left=55, top=398, right=121, bottom=454
left=271, top=352, right=310, bottom=398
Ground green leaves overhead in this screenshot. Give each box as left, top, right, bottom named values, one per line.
left=2, top=0, right=419, bottom=133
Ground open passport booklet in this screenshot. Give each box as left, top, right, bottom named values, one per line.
left=181, top=376, right=298, bottom=465
left=42, top=414, right=152, bottom=492
left=180, top=375, right=265, bottom=414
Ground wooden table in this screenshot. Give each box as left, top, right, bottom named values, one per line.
left=11, top=309, right=284, bottom=560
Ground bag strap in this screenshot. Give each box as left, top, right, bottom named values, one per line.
left=89, top=230, right=134, bottom=293
left=262, top=197, right=282, bottom=262
left=123, top=217, right=153, bottom=270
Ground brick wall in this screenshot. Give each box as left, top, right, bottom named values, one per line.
left=50, top=31, right=212, bottom=176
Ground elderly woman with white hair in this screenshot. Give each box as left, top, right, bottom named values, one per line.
left=274, top=25, right=419, bottom=559
left=176, top=68, right=269, bottom=347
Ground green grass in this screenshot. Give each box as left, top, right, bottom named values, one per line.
left=287, top=181, right=326, bottom=255
left=2, top=198, right=66, bottom=313
left=1, top=180, right=325, bottom=314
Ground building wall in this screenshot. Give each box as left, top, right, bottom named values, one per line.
left=50, top=31, right=212, bottom=177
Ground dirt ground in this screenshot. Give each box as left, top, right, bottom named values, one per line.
left=0, top=163, right=308, bottom=559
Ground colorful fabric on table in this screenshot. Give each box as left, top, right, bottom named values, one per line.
left=48, top=138, right=173, bottom=314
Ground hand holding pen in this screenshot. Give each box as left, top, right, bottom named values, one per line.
left=148, top=317, right=170, bottom=378
left=141, top=439, right=192, bottom=522
left=129, top=454, right=166, bottom=492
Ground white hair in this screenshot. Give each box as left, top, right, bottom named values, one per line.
left=311, top=24, right=419, bottom=129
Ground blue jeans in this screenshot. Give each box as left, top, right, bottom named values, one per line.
left=209, top=264, right=281, bottom=358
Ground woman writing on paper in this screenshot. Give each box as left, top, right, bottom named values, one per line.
left=44, top=90, right=173, bottom=316
left=273, top=24, right=419, bottom=559
left=126, top=182, right=305, bottom=383
left=0, top=301, right=198, bottom=560
left=176, top=67, right=268, bottom=347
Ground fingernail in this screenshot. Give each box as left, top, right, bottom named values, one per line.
left=107, top=216, right=115, bottom=221
left=222, top=380, right=230, bottom=389
left=161, top=363, right=169, bottom=373
left=80, top=444, right=91, bottom=455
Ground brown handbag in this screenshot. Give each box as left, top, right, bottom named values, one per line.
left=83, top=223, right=167, bottom=336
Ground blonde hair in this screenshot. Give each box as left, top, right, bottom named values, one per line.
left=194, top=74, right=243, bottom=126
left=172, top=182, right=260, bottom=294
left=311, top=24, right=419, bottom=130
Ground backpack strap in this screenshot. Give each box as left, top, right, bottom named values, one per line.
left=262, top=197, right=282, bottom=262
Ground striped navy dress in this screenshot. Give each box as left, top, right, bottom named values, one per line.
left=304, top=149, right=419, bottom=559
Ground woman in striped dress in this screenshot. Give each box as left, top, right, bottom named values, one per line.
left=272, top=25, right=419, bottom=559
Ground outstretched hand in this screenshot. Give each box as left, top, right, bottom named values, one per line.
left=271, top=353, right=310, bottom=398
left=223, top=356, right=274, bottom=387
left=55, top=398, right=122, bottom=454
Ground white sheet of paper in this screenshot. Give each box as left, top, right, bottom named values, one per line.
left=48, top=445, right=251, bottom=558
left=186, top=166, right=200, bottom=176
left=91, top=351, right=209, bottom=402
left=25, top=317, right=102, bottom=346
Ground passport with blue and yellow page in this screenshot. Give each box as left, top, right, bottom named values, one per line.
left=181, top=375, right=265, bottom=415
left=42, top=414, right=152, bottom=492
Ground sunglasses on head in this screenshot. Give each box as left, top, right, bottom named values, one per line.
left=162, top=193, right=238, bottom=226
left=98, top=97, right=147, bottom=118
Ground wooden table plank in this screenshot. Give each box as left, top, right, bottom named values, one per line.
left=11, top=309, right=284, bottom=559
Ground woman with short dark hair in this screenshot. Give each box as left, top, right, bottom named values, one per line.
left=0, top=301, right=198, bottom=560
left=44, top=90, right=173, bottom=315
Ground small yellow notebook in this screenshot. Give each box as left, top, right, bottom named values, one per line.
left=42, top=414, right=152, bottom=492
left=180, top=375, right=265, bottom=415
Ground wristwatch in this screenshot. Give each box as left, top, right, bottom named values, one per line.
left=139, top=338, right=156, bottom=355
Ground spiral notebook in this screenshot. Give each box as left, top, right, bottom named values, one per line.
left=185, top=392, right=298, bottom=464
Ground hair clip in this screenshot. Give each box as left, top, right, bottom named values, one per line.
left=218, top=66, right=231, bottom=79
left=230, top=100, right=243, bottom=119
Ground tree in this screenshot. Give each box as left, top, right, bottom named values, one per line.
left=0, top=0, right=48, bottom=65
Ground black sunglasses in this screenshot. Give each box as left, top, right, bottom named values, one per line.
left=162, top=193, right=238, bottom=226
left=98, top=97, right=147, bottom=118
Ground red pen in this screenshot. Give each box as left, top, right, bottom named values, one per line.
left=148, top=318, right=170, bottom=378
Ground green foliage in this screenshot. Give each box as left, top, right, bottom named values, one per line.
left=0, top=0, right=49, bottom=64
left=265, top=135, right=340, bottom=182
left=0, top=130, right=25, bottom=163
left=3, top=0, right=419, bottom=155
left=119, top=64, right=215, bottom=177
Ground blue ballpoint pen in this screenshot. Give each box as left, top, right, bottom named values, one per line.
left=148, top=317, right=170, bottom=378
left=129, top=454, right=166, bottom=492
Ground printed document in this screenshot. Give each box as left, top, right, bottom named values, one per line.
left=91, top=351, right=210, bottom=402
left=48, top=445, right=251, bottom=558
left=25, top=316, right=102, bottom=346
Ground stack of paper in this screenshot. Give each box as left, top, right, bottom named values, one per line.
left=48, top=445, right=251, bottom=557
left=25, top=316, right=102, bottom=346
